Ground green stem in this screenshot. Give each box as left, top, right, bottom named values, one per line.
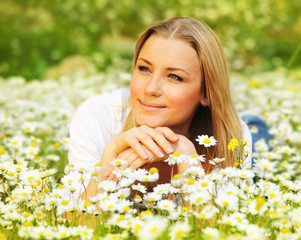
left=286, top=42, right=301, bottom=71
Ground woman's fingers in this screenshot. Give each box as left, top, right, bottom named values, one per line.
left=135, top=125, right=176, bottom=156
left=130, top=127, right=166, bottom=158
left=117, top=148, right=139, bottom=170
left=128, top=158, right=145, bottom=170
left=155, top=127, right=179, bottom=143
left=111, top=125, right=177, bottom=162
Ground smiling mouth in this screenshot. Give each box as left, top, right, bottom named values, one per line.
left=139, top=100, right=165, bottom=111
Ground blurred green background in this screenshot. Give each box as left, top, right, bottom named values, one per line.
left=0, top=0, right=300, bottom=80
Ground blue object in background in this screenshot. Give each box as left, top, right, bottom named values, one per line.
left=241, top=113, right=273, bottom=182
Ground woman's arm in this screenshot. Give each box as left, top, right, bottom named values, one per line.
left=108, top=134, right=201, bottom=179
left=80, top=125, right=180, bottom=201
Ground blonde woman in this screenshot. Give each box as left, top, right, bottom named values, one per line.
left=67, top=17, right=252, bottom=200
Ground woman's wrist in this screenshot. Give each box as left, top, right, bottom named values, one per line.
left=174, top=135, right=197, bottom=155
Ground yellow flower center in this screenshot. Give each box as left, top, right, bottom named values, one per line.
left=173, top=152, right=181, bottom=157
left=222, top=201, right=229, bottom=206
left=187, top=179, right=195, bottom=185
left=149, top=167, right=159, bottom=174
left=150, top=227, right=158, bottom=233
left=61, top=200, right=69, bottom=205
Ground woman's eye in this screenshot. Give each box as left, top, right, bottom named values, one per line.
left=138, top=66, right=150, bottom=72
left=168, top=74, right=183, bottom=82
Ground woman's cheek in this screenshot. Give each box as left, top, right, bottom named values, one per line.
left=130, top=76, right=140, bottom=96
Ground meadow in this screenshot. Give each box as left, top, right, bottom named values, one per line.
left=1, top=0, right=301, bottom=239
left=0, top=68, right=300, bottom=239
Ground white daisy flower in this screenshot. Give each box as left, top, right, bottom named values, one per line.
left=98, top=180, right=118, bottom=193
left=184, top=166, right=205, bottom=178
left=117, top=177, right=136, bottom=188
left=144, top=192, right=162, bottom=203
left=110, top=158, right=126, bottom=166
left=184, top=154, right=206, bottom=165
left=132, top=183, right=147, bottom=194
left=202, top=227, right=220, bottom=238
left=22, top=122, right=37, bottom=133
left=209, top=157, right=225, bottom=166
left=195, top=135, right=217, bottom=147
left=171, top=174, right=184, bottom=187
left=157, top=199, right=176, bottom=212
left=169, top=221, right=190, bottom=240
left=137, top=216, right=168, bottom=240
left=184, top=191, right=212, bottom=205
left=153, top=183, right=172, bottom=196
left=165, top=152, right=185, bottom=165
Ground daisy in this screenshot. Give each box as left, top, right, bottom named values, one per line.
left=196, top=135, right=217, bottom=147
left=169, top=221, right=190, bottom=240
left=99, top=195, right=118, bottom=212
left=153, top=183, right=172, bottom=196
left=202, top=227, right=220, bottom=238
left=196, top=205, right=219, bottom=219
left=22, top=122, right=37, bottom=133
left=110, top=158, right=126, bottom=166
left=132, top=168, right=149, bottom=180
left=94, top=162, right=103, bottom=173
left=98, top=180, right=118, bottom=193
left=171, top=174, right=184, bottom=187
left=46, top=154, right=60, bottom=162
left=157, top=199, right=176, bottom=212
left=115, top=188, right=131, bottom=200
left=185, top=191, right=212, bottom=205
left=132, top=183, right=147, bottom=194
left=144, top=192, right=162, bottom=203
left=184, top=166, right=205, bottom=179
left=116, top=199, right=132, bottom=213
left=185, top=154, right=205, bottom=165
left=165, top=152, right=185, bottom=165
left=117, top=177, right=136, bottom=188
left=136, top=216, right=168, bottom=240
left=209, top=157, right=225, bottom=166
left=215, top=192, right=239, bottom=211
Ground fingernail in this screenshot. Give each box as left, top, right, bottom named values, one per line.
left=157, top=150, right=165, bottom=158
left=166, top=146, right=173, bottom=154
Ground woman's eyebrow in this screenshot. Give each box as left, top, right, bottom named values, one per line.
left=166, top=67, right=190, bottom=77
left=138, top=58, right=190, bottom=77
left=137, top=58, right=152, bottom=65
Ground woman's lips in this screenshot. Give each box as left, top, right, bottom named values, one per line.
left=139, top=100, right=165, bottom=111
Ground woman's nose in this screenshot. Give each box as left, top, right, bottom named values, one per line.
left=144, top=73, right=162, bottom=96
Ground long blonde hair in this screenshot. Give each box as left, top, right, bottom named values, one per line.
left=122, top=17, right=242, bottom=173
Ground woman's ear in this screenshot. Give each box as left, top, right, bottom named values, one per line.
left=200, top=96, right=209, bottom=106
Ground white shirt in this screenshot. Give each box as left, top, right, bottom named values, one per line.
left=67, top=88, right=252, bottom=184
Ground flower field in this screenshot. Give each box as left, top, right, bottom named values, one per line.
left=0, top=68, right=301, bottom=239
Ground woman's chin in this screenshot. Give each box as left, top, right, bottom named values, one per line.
left=136, top=119, right=162, bottom=128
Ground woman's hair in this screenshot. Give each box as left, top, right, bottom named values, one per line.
left=122, top=17, right=243, bottom=173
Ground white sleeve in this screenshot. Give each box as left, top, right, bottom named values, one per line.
left=241, top=120, right=252, bottom=169
left=65, top=89, right=129, bottom=199
left=68, top=94, right=113, bottom=170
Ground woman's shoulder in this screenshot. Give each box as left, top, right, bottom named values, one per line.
left=73, top=88, right=131, bottom=125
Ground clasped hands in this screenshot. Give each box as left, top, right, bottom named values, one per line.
left=100, top=125, right=198, bottom=181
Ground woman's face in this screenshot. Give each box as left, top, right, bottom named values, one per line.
left=130, top=35, right=207, bottom=136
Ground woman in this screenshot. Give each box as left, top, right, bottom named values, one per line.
left=67, top=17, right=252, bottom=200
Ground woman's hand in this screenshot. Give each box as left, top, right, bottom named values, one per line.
left=103, top=125, right=179, bottom=163
left=100, top=126, right=179, bottom=180
left=106, top=145, right=162, bottom=181
left=106, top=134, right=203, bottom=180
